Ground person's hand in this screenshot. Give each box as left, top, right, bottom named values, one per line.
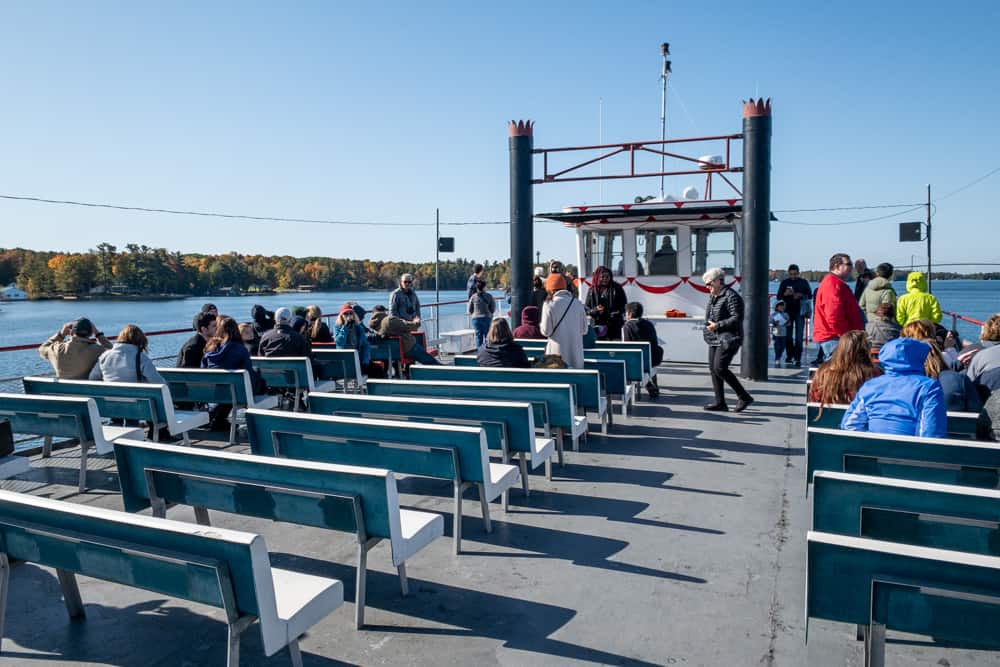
left=596, top=304, right=605, bottom=312
left=413, top=316, right=421, bottom=325
left=706, top=321, right=718, bottom=332
left=957, top=347, right=979, bottom=367
left=60, top=322, right=74, bottom=337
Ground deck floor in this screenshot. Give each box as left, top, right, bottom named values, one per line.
left=0, top=365, right=996, bottom=666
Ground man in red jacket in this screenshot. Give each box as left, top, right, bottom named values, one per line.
left=812, top=252, right=864, bottom=361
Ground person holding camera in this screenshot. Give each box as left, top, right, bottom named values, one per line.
left=775, top=263, right=812, bottom=367
left=38, top=317, right=113, bottom=379
left=333, top=303, right=385, bottom=378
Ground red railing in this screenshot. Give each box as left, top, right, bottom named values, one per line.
left=943, top=311, right=985, bottom=327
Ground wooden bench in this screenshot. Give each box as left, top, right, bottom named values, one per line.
left=409, top=365, right=609, bottom=439
left=308, top=392, right=556, bottom=499
left=806, top=530, right=1000, bottom=667
left=0, top=393, right=141, bottom=492
left=114, top=438, right=443, bottom=629
left=0, top=488, right=343, bottom=666
left=244, top=409, right=520, bottom=554
left=250, top=356, right=337, bottom=409
left=157, top=368, right=280, bottom=445
left=455, top=354, right=633, bottom=419
left=805, top=402, right=980, bottom=439
left=22, top=376, right=209, bottom=444
left=806, top=426, right=1000, bottom=492
left=367, top=379, right=578, bottom=462
left=311, top=348, right=367, bottom=393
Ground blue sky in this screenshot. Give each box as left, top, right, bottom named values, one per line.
left=1, top=1, right=998, bottom=272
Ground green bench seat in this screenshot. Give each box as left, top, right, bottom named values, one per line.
left=114, top=439, right=443, bottom=628
left=250, top=356, right=338, bottom=409
left=0, top=488, right=343, bottom=666
left=806, top=402, right=979, bottom=439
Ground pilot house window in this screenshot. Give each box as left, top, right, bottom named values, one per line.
left=583, top=231, right=624, bottom=278
left=691, top=228, right=735, bottom=276
left=640, top=229, right=678, bottom=276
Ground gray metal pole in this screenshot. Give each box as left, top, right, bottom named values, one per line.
left=926, top=184, right=932, bottom=293
left=435, top=208, right=440, bottom=339
left=741, top=98, right=772, bottom=381
left=509, top=120, right=534, bottom=329
left=659, top=42, right=670, bottom=200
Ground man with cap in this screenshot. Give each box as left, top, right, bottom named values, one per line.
left=389, top=274, right=421, bottom=324
left=38, top=317, right=113, bottom=379
left=258, top=307, right=312, bottom=358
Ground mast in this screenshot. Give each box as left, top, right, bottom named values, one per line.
left=659, top=42, right=671, bottom=200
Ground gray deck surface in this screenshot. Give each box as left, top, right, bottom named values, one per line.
left=0, top=364, right=996, bottom=666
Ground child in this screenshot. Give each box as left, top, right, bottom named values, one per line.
left=622, top=302, right=664, bottom=398
left=770, top=301, right=790, bottom=367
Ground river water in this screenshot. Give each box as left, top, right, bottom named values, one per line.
left=1, top=280, right=997, bottom=383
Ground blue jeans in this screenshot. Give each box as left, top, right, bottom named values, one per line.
left=772, top=336, right=786, bottom=363
left=407, top=343, right=440, bottom=366
left=818, top=338, right=840, bottom=361
left=784, top=314, right=806, bottom=362
left=472, top=317, right=491, bottom=349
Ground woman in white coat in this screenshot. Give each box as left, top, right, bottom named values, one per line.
left=540, top=273, right=588, bottom=368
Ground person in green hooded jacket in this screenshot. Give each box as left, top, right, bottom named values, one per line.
left=858, top=262, right=898, bottom=319
left=895, top=271, right=942, bottom=326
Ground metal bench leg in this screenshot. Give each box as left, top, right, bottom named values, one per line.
left=293, top=389, right=302, bottom=412
left=42, top=434, right=52, bottom=458
left=355, top=541, right=368, bottom=629
left=865, top=622, right=885, bottom=667
left=518, top=454, right=529, bottom=496
left=0, top=554, right=8, bottom=653
left=453, top=481, right=464, bottom=555
left=226, top=615, right=253, bottom=667
left=287, top=639, right=303, bottom=667
left=477, top=483, right=493, bottom=533
left=544, top=457, right=552, bottom=481
left=181, top=431, right=191, bottom=446
left=56, top=569, right=85, bottom=619
left=78, top=443, right=89, bottom=494
left=229, top=417, right=238, bottom=447
left=555, top=429, right=565, bottom=465
left=397, top=563, right=409, bottom=597
left=193, top=507, right=211, bottom=526
left=604, top=407, right=612, bottom=433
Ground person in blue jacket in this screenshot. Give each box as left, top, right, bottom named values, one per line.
left=840, top=337, right=947, bottom=438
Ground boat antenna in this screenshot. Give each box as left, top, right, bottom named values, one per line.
left=659, top=42, right=671, bottom=200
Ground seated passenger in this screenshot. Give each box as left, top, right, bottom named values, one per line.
left=809, top=330, right=880, bottom=407
left=840, top=337, right=947, bottom=438
left=477, top=318, right=530, bottom=368
left=513, top=306, right=544, bottom=339
left=964, top=313, right=1000, bottom=393
left=38, top=317, right=113, bottom=379
left=305, top=304, right=333, bottom=343
left=864, top=302, right=901, bottom=351
left=977, top=390, right=1000, bottom=441
left=333, top=303, right=385, bottom=378
left=250, top=304, right=275, bottom=351
left=368, top=305, right=440, bottom=366
left=89, top=325, right=164, bottom=384
left=622, top=302, right=663, bottom=397
left=177, top=312, right=218, bottom=368
left=900, top=320, right=983, bottom=413
left=259, top=307, right=312, bottom=358
left=202, top=316, right=263, bottom=431
left=648, top=237, right=678, bottom=275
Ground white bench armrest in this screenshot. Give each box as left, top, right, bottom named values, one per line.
left=268, top=567, right=344, bottom=651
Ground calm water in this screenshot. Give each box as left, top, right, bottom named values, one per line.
left=1, top=280, right=997, bottom=382
left=0, top=289, right=485, bottom=384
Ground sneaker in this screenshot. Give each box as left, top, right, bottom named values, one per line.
left=734, top=397, right=755, bottom=413
left=793, top=359, right=801, bottom=367
left=645, top=381, right=660, bottom=398
left=703, top=403, right=728, bottom=412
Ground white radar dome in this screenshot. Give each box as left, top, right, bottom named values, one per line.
left=682, top=186, right=699, bottom=200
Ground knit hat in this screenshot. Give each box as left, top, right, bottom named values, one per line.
left=274, top=307, right=292, bottom=324
left=351, top=303, right=367, bottom=319
left=545, top=274, right=567, bottom=293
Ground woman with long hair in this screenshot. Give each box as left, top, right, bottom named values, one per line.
left=89, top=324, right=164, bottom=384
left=809, top=330, right=881, bottom=407
left=305, top=304, right=333, bottom=343
left=584, top=265, right=627, bottom=340
left=202, top=316, right=263, bottom=431
left=900, top=319, right=983, bottom=412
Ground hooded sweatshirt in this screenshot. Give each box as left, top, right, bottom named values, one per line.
left=858, top=276, right=897, bottom=318
left=895, top=272, right=942, bottom=325
left=840, top=337, right=947, bottom=438
left=513, top=306, right=543, bottom=339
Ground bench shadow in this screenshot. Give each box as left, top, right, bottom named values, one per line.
left=2, top=564, right=354, bottom=666
left=271, top=553, right=666, bottom=667
left=606, top=423, right=803, bottom=458
left=555, top=461, right=675, bottom=488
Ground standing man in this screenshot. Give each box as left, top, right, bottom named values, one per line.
left=813, top=253, right=864, bottom=361
left=852, top=259, right=873, bottom=302
left=466, top=263, right=485, bottom=298
left=775, top=263, right=812, bottom=366
left=390, top=273, right=421, bottom=324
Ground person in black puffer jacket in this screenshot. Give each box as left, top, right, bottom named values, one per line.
left=477, top=319, right=530, bottom=368
left=258, top=307, right=312, bottom=358
left=585, top=266, right=628, bottom=340
left=702, top=267, right=753, bottom=412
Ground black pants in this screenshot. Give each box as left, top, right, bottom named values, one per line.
left=708, top=343, right=751, bottom=405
